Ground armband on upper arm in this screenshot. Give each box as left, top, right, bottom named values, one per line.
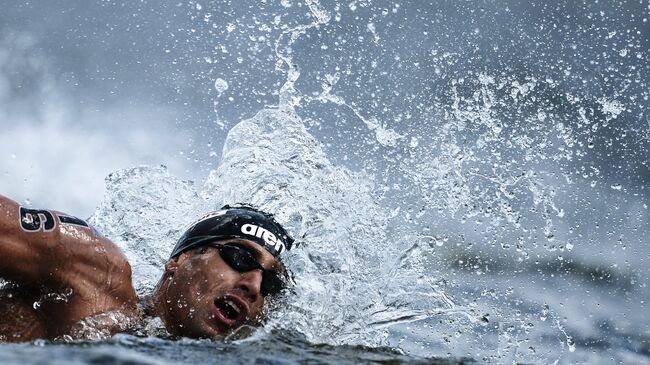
left=19, top=207, right=56, bottom=232
left=19, top=207, right=98, bottom=234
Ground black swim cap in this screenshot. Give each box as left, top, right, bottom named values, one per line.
left=170, top=205, right=294, bottom=259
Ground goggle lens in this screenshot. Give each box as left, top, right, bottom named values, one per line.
left=216, top=244, right=285, bottom=296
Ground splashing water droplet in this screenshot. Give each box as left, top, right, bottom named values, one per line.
left=214, top=78, right=229, bottom=97
left=540, top=304, right=549, bottom=321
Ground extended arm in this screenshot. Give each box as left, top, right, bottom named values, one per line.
left=0, top=194, right=63, bottom=285
left=0, top=194, right=131, bottom=291
left=0, top=194, right=138, bottom=340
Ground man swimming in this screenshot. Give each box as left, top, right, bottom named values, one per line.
left=0, top=194, right=293, bottom=342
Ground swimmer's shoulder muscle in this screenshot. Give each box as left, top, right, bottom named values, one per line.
left=0, top=194, right=134, bottom=300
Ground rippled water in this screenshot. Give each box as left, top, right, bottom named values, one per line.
left=0, top=331, right=482, bottom=365
left=1, top=0, right=649, bottom=364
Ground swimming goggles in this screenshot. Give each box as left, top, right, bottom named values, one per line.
left=213, top=243, right=286, bottom=297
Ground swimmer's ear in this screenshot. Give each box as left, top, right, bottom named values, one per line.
left=164, top=257, right=180, bottom=276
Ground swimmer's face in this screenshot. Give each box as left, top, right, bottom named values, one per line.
left=161, top=239, right=282, bottom=339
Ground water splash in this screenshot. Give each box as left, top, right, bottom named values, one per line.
left=90, top=166, right=204, bottom=293
left=87, top=105, right=461, bottom=348
left=203, top=107, right=459, bottom=345
left=272, top=0, right=403, bottom=147
left=32, top=288, right=74, bottom=310
left=303, top=72, right=404, bottom=147
left=65, top=311, right=140, bottom=342
left=82, top=1, right=648, bottom=363
left=213, top=78, right=229, bottom=97
left=273, top=0, right=331, bottom=110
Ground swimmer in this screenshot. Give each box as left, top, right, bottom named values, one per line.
left=0, top=194, right=293, bottom=342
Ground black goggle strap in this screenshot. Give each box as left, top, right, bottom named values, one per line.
left=260, top=270, right=285, bottom=296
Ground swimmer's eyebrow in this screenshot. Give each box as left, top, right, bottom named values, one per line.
left=240, top=242, right=263, bottom=260
left=227, top=240, right=265, bottom=261
left=228, top=240, right=284, bottom=271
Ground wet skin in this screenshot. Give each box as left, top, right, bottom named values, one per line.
left=0, top=195, right=138, bottom=340
left=0, top=194, right=281, bottom=341
left=152, top=239, right=283, bottom=339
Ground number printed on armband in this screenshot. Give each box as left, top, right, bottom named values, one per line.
left=19, top=207, right=56, bottom=232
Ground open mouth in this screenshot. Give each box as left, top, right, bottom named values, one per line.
left=212, top=294, right=250, bottom=328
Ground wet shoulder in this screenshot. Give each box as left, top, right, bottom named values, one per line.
left=50, top=213, right=138, bottom=323
left=43, top=211, right=134, bottom=296
left=49, top=211, right=123, bottom=260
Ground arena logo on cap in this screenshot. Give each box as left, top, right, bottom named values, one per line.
left=241, top=223, right=286, bottom=254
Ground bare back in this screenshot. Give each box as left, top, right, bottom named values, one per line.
left=0, top=195, right=138, bottom=341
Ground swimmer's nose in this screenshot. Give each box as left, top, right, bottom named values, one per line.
left=237, top=270, right=263, bottom=302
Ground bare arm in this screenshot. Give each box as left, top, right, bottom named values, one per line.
left=0, top=194, right=63, bottom=285
left=0, top=194, right=133, bottom=296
